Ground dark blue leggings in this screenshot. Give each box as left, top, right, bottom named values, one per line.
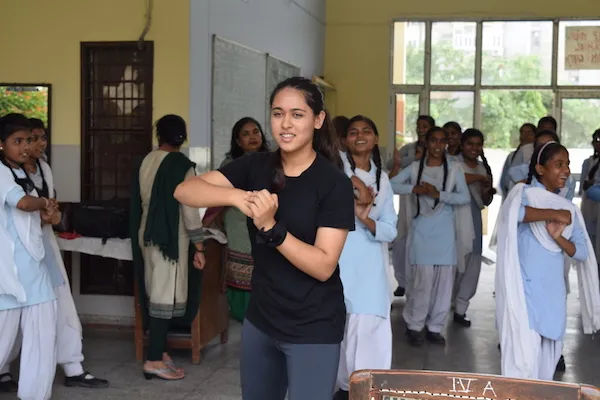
left=240, top=319, right=340, bottom=400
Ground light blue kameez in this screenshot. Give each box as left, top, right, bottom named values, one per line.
left=390, top=161, right=471, bottom=266
left=339, top=168, right=398, bottom=318
left=0, top=173, right=56, bottom=311
left=500, top=149, right=525, bottom=197
left=517, top=181, right=588, bottom=341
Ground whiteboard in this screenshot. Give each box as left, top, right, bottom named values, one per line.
left=264, top=55, right=302, bottom=148
left=211, top=36, right=267, bottom=168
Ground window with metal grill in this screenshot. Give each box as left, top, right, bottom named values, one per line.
left=80, top=41, right=153, bottom=296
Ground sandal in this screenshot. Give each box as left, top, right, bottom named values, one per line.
left=164, top=361, right=184, bottom=374
left=143, top=368, right=184, bottom=381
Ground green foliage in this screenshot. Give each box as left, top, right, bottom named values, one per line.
left=0, top=87, right=48, bottom=124
left=398, top=43, right=600, bottom=149
left=561, top=99, right=600, bottom=148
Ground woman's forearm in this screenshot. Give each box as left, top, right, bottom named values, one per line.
left=388, top=164, right=401, bottom=178
left=359, top=217, right=376, bottom=235
left=174, top=174, right=241, bottom=209
left=464, top=173, right=484, bottom=185
left=522, top=207, right=554, bottom=223
left=555, top=236, right=576, bottom=257
left=276, top=229, right=348, bottom=282
left=16, top=196, right=47, bottom=212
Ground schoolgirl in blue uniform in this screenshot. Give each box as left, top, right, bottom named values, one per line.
left=390, top=127, right=471, bottom=346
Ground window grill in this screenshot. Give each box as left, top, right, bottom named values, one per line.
left=79, top=41, right=153, bottom=295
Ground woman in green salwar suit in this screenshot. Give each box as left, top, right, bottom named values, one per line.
left=130, top=115, right=205, bottom=381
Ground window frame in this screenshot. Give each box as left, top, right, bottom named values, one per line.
left=389, top=17, right=600, bottom=150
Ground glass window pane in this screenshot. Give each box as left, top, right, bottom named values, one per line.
left=429, top=91, right=474, bottom=129
left=558, top=21, right=600, bottom=86
left=561, top=98, right=600, bottom=175
left=431, top=22, right=476, bottom=85
left=395, top=93, right=420, bottom=148
left=393, top=22, right=425, bottom=85
left=482, top=21, right=553, bottom=86
left=481, top=89, right=554, bottom=149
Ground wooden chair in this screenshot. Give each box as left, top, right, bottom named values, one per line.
left=349, top=370, right=600, bottom=400
left=134, top=239, right=229, bottom=364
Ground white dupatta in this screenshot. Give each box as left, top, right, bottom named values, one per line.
left=0, top=164, right=26, bottom=302
left=344, top=160, right=397, bottom=300
left=496, top=184, right=600, bottom=378
left=13, top=190, right=45, bottom=263
left=39, top=160, right=83, bottom=335
left=405, top=161, right=474, bottom=273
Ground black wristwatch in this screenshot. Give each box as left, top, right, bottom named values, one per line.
left=256, top=221, right=287, bottom=247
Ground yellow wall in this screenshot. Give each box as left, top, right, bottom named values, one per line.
left=325, top=0, right=600, bottom=145
left=0, top=0, right=189, bottom=145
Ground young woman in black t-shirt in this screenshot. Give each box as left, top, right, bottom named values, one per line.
left=175, top=77, right=355, bottom=400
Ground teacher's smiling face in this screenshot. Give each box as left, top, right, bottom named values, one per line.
left=270, top=87, right=325, bottom=154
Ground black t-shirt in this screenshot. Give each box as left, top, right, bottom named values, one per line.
left=219, top=151, right=355, bottom=344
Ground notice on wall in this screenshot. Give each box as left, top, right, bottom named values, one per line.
left=565, top=26, right=600, bottom=70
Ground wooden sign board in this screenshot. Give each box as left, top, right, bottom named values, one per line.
left=350, top=370, right=600, bottom=400
left=564, top=26, right=600, bottom=70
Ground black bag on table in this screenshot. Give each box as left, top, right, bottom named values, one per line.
left=71, top=199, right=130, bottom=240
left=53, top=202, right=76, bottom=233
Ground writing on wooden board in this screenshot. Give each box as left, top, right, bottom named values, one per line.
left=565, top=26, right=600, bottom=70
left=380, top=376, right=511, bottom=400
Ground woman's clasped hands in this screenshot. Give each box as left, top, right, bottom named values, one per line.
left=412, top=182, right=440, bottom=199
left=239, top=189, right=279, bottom=231
left=546, top=209, right=572, bottom=240
left=41, top=198, right=61, bottom=225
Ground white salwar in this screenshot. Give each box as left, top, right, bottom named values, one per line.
left=496, top=184, right=600, bottom=380
left=336, top=310, right=392, bottom=391
left=404, top=265, right=456, bottom=333
left=0, top=301, right=57, bottom=400
left=40, top=160, right=85, bottom=376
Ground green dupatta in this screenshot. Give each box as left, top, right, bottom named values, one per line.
left=130, top=151, right=203, bottom=329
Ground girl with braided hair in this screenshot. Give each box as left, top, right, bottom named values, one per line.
left=390, top=127, right=471, bottom=347
left=443, top=121, right=463, bottom=157
left=452, top=129, right=495, bottom=328
left=334, top=115, right=397, bottom=400
left=495, top=140, right=600, bottom=380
